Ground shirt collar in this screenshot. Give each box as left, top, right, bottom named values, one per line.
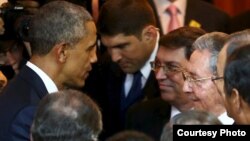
left=26, top=61, right=58, bottom=94
left=171, top=106, right=181, bottom=119
left=218, top=112, right=234, bottom=125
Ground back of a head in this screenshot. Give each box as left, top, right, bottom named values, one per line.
left=31, top=89, right=102, bottom=141
left=97, top=0, right=156, bottom=37
left=160, top=110, right=221, bottom=141
left=29, top=0, right=92, bottom=56
left=225, top=29, right=250, bottom=58
left=106, top=130, right=155, bottom=141
left=159, top=26, right=206, bottom=59
left=224, top=44, right=250, bottom=106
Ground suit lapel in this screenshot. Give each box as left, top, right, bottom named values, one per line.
left=142, top=71, right=160, bottom=100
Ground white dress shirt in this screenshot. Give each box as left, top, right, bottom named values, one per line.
left=218, top=112, right=234, bottom=125
left=26, top=61, right=58, bottom=94
left=170, top=106, right=181, bottom=119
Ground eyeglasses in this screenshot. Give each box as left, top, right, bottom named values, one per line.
left=150, top=61, right=183, bottom=74
left=182, top=72, right=223, bottom=87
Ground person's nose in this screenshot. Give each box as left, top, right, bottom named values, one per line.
left=109, top=48, right=122, bottom=62
left=155, top=67, right=167, bottom=80
left=183, top=80, right=193, bottom=94
left=90, top=46, right=97, bottom=63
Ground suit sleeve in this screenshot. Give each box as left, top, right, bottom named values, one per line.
left=10, top=106, right=37, bottom=141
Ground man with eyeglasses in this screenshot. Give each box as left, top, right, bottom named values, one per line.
left=126, top=26, right=205, bottom=140
left=182, top=32, right=234, bottom=124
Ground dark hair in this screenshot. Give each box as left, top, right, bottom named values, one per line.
left=29, top=0, right=92, bottom=55
left=31, top=89, right=102, bottom=141
left=97, top=0, right=156, bottom=38
left=159, top=26, right=206, bottom=59
left=224, top=44, right=250, bottom=104
left=106, top=130, right=155, bottom=141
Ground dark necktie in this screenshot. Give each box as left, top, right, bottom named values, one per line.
left=120, top=71, right=143, bottom=119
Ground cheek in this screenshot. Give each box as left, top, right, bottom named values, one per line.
left=193, top=86, right=210, bottom=100
left=76, top=51, right=89, bottom=63
left=169, top=75, right=183, bottom=88
left=174, top=73, right=184, bottom=85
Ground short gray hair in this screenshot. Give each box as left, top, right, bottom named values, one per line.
left=29, top=0, right=93, bottom=55
left=192, top=32, right=228, bottom=74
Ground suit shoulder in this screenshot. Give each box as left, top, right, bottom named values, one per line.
left=127, top=98, right=170, bottom=116
left=188, top=0, right=229, bottom=18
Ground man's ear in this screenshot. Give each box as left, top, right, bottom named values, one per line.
left=141, top=25, right=158, bottom=42
left=53, top=42, right=68, bottom=63
left=230, top=88, right=241, bottom=114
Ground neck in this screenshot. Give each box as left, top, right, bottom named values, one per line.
left=172, top=100, right=193, bottom=112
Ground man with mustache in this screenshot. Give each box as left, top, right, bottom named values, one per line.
left=182, top=32, right=234, bottom=124
left=126, top=26, right=205, bottom=140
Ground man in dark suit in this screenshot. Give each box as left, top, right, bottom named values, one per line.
left=147, top=0, right=230, bottom=34
left=85, top=0, right=161, bottom=139
left=0, top=1, right=97, bottom=141
left=126, top=27, right=206, bottom=140
left=229, top=10, right=250, bottom=33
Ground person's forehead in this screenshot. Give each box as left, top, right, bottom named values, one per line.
left=158, top=46, right=185, bottom=57
left=101, top=34, right=136, bottom=47
left=190, top=50, right=210, bottom=64
left=159, top=47, right=187, bottom=65
left=188, top=50, right=211, bottom=74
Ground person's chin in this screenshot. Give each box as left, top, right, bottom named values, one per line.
left=160, top=92, right=175, bottom=102
left=121, top=67, right=135, bottom=74
left=83, top=72, right=89, bottom=79
left=119, top=63, right=134, bottom=73
left=159, top=84, right=174, bottom=91
left=193, top=101, right=204, bottom=110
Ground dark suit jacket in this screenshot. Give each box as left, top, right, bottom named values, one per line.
left=83, top=54, right=160, bottom=140
left=229, top=10, right=250, bottom=33
left=0, top=65, right=48, bottom=141
left=126, top=98, right=171, bottom=141
left=147, top=0, right=230, bottom=34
